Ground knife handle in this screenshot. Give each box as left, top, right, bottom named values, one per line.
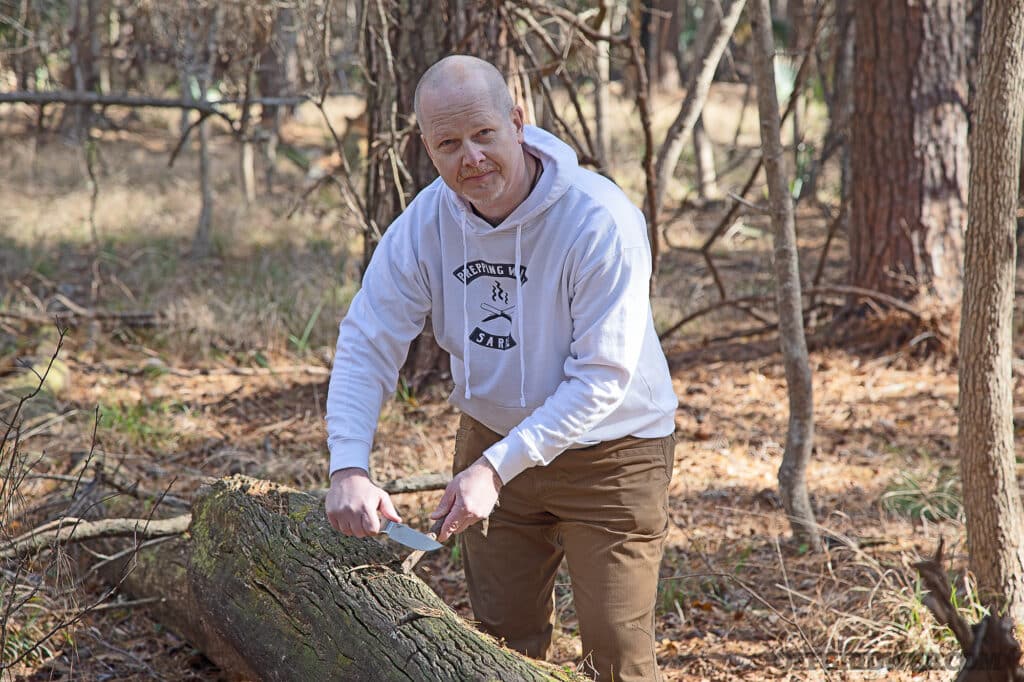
left=401, top=518, right=446, bottom=575
left=427, top=517, right=445, bottom=538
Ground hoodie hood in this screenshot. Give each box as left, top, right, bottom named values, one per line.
left=441, top=125, right=578, bottom=235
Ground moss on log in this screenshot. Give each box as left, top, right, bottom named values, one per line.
left=119, top=476, right=580, bottom=681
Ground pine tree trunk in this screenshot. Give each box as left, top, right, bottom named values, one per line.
left=850, top=0, right=968, bottom=305
left=115, top=477, right=582, bottom=681
left=958, top=0, right=1024, bottom=621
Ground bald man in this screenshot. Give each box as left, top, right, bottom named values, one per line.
left=325, top=55, right=678, bottom=681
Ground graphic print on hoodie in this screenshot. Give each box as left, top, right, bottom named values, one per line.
left=453, top=262, right=528, bottom=351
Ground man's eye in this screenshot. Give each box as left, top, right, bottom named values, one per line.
left=478, top=129, right=494, bottom=137
left=438, top=140, right=455, bottom=149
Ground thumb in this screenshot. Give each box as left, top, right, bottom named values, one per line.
left=378, top=493, right=401, bottom=524
left=430, top=486, right=455, bottom=520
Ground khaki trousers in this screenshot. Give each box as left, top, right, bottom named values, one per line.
left=454, top=414, right=675, bottom=682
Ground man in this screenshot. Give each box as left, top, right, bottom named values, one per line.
left=325, top=55, right=678, bottom=681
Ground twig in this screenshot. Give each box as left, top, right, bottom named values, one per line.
left=503, top=7, right=588, bottom=155
left=508, top=7, right=598, bottom=160
left=811, top=205, right=844, bottom=288
left=658, top=285, right=923, bottom=342
left=699, top=5, right=828, bottom=298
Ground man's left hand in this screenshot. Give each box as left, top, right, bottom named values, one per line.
left=430, top=457, right=502, bottom=542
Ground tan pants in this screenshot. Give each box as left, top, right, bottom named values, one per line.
left=454, top=414, right=675, bottom=682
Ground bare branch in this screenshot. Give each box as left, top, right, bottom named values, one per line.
left=0, top=515, right=191, bottom=560
left=653, top=0, right=747, bottom=219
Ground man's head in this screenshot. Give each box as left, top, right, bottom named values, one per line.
left=415, top=55, right=533, bottom=223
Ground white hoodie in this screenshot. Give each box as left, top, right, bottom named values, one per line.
left=326, top=126, right=678, bottom=483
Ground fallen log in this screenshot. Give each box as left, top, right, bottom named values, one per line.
left=114, top=476, right=579, bottom=681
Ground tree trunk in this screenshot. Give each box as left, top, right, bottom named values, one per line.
left=849, top=0, right=968, bottom=306
left=594, top=0, right=612, bottom=171
left=189, top=4, right=221, bottom=259
left=958, top=0, right=1024, bottom=622
left=257, top=5, right=299, bottom=196
left=749, top=0, right=821, bottom=553
left=683, top=0, right=723, bottom=202
left=114, top=477, right=580, bottom=681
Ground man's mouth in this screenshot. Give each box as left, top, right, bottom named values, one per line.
left=461, top=169, right=496, bottom=182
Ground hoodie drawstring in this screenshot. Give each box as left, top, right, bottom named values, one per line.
left=461, top=210, right=472, bottom=400
left=459, top=208, right=527, bottom=408
left=514, top=224, right=526, bottom=408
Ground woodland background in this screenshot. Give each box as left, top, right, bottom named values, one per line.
left=2, top=0, right=1024, bottom=680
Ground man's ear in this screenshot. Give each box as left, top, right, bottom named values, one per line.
left=511, top=105, right=525, bottom=142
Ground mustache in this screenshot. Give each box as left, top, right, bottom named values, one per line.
left=458, top=166, right=498, bottom=181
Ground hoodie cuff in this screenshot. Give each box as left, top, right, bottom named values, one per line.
left=482, top=431, right=538, bottom=484
left=328, top=438, right=372, bottom=477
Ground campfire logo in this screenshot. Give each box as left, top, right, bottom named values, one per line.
left=453, top=260, right=528, bottom=351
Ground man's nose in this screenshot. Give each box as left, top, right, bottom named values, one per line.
left=463, top=143, right=486, bottom=166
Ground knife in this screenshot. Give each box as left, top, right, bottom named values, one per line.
left=380, top=520, right=442, bottom=551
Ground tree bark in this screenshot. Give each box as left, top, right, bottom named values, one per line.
left=749, top=0, right=821, bottom=553
left=958, top=0, right=1024, bottom=622
left=115, top=476, right=581, bottom=681
left=849, top=0, right=968, bottom=306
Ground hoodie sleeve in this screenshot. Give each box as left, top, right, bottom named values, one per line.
left=481, top=210, right=652, bottom=483
left=325, top=218, right=432, bottom=476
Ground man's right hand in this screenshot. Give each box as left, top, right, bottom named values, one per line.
left=325, top=468, right=401, bottom=538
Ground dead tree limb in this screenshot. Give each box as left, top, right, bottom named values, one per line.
left=0, top=514, right=191, bottom=560
left=658, top=284, right=923, bottom=342
left=652, top=0, right=746, bottom=219
left=380, top=472, right=450, bottom=494
left=110, top=476, right=581, bottom=681
left=914, top=541, right=1024, bottom=681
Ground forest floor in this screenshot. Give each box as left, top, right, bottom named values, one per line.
left=1, top=83, right=1020, bottom=681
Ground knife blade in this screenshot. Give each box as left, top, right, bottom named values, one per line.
left=380, top=520, right=442, bottom=551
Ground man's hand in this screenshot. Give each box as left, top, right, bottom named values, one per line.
left=325, top=467, right=401, bottom=538
left=430, top=457, right=503, bottom=542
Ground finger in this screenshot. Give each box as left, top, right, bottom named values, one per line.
left=438, top=505, right=465, bottom=542
left=353, top=510, right=375, bottom=537
left=378, top=493, right=401, bottom=524
left=430, top=486, right=455, bottom=520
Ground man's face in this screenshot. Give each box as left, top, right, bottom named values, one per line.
left=419, top=89, right=526, bottom=222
